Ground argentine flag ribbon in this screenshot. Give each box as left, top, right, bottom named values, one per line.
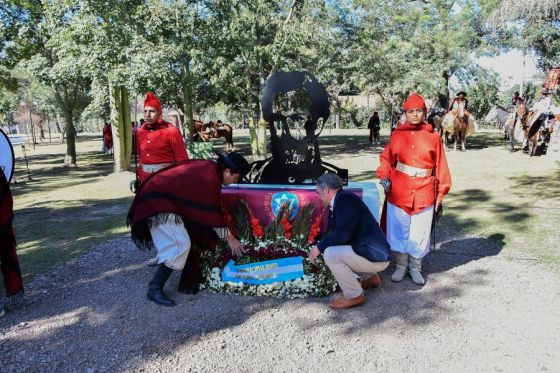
left=221, top=256, right=305, bottom=285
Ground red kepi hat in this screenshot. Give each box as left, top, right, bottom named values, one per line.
left=403, top=92, right=427, bottom=111
left=144, top=91, right=163, bottom=114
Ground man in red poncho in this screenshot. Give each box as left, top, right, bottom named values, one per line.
left=127, top=152, right=251, bottom=306
left=136, top=92, right=189, bottom=183
left=0, top=172, right=24, bottom=317
left=376, top=92, right=452, bottom=285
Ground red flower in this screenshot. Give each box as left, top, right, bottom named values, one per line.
left=281, top=209, right=293, bottom=240
left=250, top=216, right=264, bottom=238
left=307, top=208, right=325, bottom=243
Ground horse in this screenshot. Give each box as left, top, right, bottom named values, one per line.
left=192, top=120, right=234, bottom=151
left=427, top=107, right=445, bottom=138
left=503, top=103, right=527, bottom=151
left=441, top=101, right=470, bottom=151
left=451, top=106, right=469, bottom=152
left=524, top=111, right=556, bottom=157
left=485, top=105, right=512, bottom=133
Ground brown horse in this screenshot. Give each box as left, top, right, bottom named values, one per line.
left=524, top=111, right=550, bottom=157
left=444, top=102, right=469, bottom=151
left=192, top=120, right=234, bottom=151
left=450, top=113, right=468, bottom=151
left=441, top=101, right=473, bottom=151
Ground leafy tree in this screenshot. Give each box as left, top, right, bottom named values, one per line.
left=194, top=0, right=328, bottom=158
left=352, top=0, right=488, bottom=112
left=0, top=1, right=92, bottom=166
left=486, top=0, right=560, bottom=68
left=463, top=67, right=500, bottom=118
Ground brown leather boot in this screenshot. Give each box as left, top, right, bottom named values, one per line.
left=360, top=274, right=381, bottom=290
left=328, top=293, right=365, bottom=309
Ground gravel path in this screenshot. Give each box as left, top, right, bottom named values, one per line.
left=1, top=227, right=559, bottom=372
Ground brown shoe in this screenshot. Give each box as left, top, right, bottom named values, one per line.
left=360, top=274, right=381, bottom=290
left=328, top=293, right=365, bottom=309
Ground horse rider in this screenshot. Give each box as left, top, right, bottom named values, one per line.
left=502, top=92, right=528, bottom=151
left=530, top=88, right=560, bottom=132
left=511, top=91, right=526, bottom=127
left=448, top=91, right=469, bottom=112
left=511, top=91, right=524, bottom=107
left=136, top=91, right=189, bottom=184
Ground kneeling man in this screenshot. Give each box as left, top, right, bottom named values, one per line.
left=310, top=173, right=391, bottom=309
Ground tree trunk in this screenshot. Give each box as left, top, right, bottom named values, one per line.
left=257, top=52, right=267, bottom=159
left=257, top=117, right=267, bottom=157
left=182, top=61, right=194, bottom=143
left=442, top=70, right=451, bottom=108
left=111, top=85, right=132, bottom=173
left=247, top=19, right=267, bottom=160
left=63, top=111, right=77, bottom=167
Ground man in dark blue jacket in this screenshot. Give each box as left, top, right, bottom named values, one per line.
left=310, top=173, right=391, bottom=309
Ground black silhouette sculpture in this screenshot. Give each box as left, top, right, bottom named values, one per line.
left=248, top=71, right=348, bottom=185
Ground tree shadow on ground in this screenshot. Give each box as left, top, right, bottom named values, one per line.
left=0, top=231, right=503, bottom=372
left=425, top=233, right=505, bottom=274
left=350, top=169, right=378, bottom=182
left=452, top=131, right=505, bottom=150
left=0, top=240, right=285, bottom=371
left=11, top=150, right=115, bottom=195
left=12, top=197, right=132, bottom=282
left=509, top=168, right=560, bottom=201
left=318, top=135, right=384, bottom=159
left=291, top=232, right=504, bottom=336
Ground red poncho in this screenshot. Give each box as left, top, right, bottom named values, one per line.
left=127, top=160, right=228, bottom=249
left=0, top=172, right=23, bottom=297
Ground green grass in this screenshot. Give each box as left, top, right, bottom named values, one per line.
left=9, top=128, right=560, bottom=282
left=11, top=136, right=135, bottom=281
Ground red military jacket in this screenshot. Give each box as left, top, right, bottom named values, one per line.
left=136, top=118, right=189, bottom=181
left=376, top=122, right=451, bottom=214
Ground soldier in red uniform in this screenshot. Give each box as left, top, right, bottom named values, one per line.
left=136, top=92, right=189, bottom=183
left=376, top=92, right=452, bottom=285
left=102, top=123, right=113, bottom=155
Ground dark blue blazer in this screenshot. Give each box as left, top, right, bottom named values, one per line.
left=317, top=190, right=391, bottom=262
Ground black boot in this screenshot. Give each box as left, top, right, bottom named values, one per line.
left=147, top=264, right=175, bottom=307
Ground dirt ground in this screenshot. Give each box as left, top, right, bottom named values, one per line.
left=1, top=129, right=559, bottom=372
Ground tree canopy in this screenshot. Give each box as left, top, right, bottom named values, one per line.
left=1, top=0, right=557, bottom=164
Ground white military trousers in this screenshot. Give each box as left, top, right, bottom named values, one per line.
left=149, top=214, right=191, bottom=270
left=386, top=202, right=433, bottom=259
